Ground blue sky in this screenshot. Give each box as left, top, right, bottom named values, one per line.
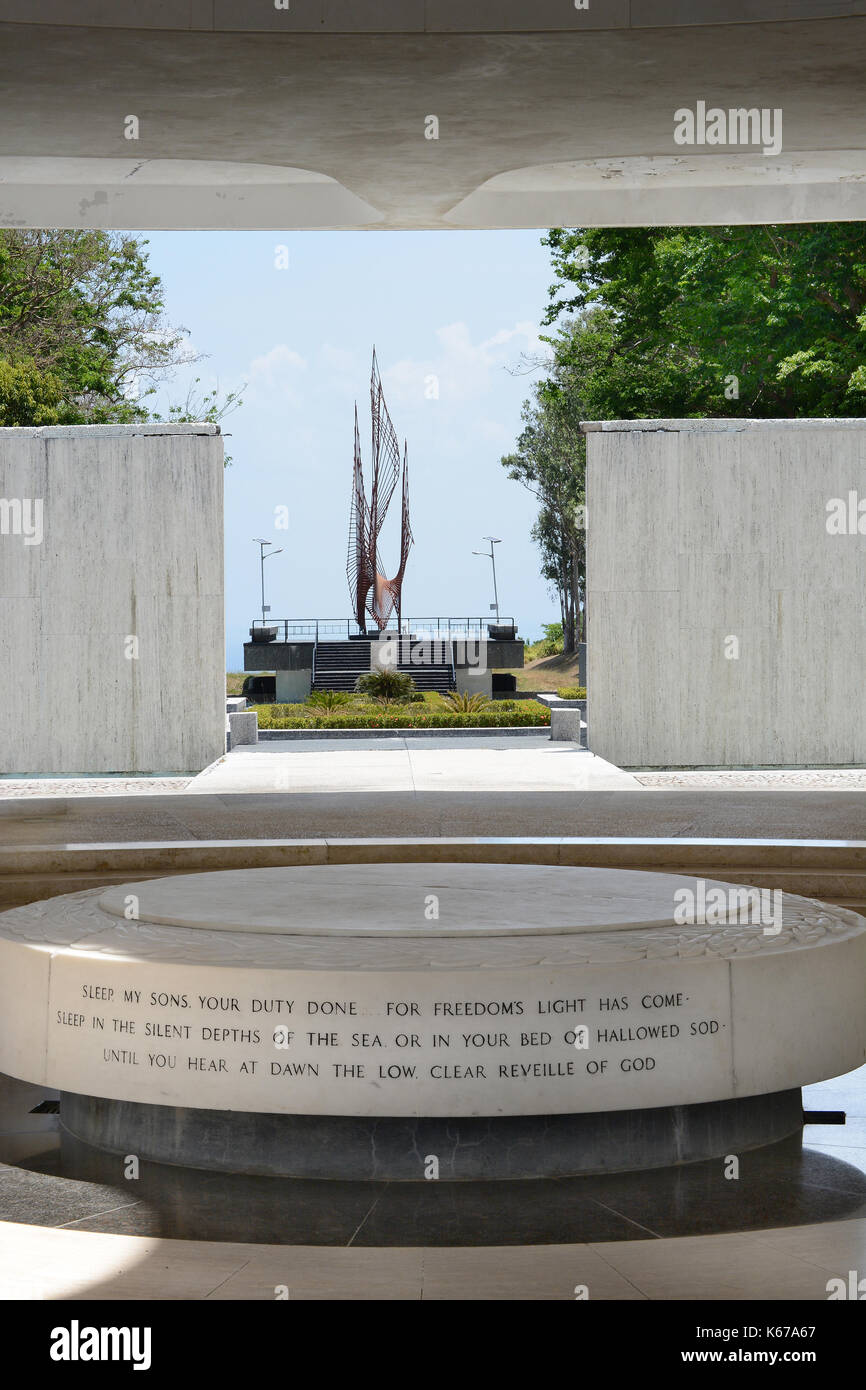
left=140, top=230, right=560, bottom=669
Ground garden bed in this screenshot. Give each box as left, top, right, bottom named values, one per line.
left=252, top=698, right=551, bottom=730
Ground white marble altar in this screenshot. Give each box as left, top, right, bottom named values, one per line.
left=1, top=865, right=863, bottom=1123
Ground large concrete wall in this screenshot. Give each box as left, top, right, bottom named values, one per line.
left=0, top=424, right=224, bottom=774
left=585, top=419, right=866, bottom=768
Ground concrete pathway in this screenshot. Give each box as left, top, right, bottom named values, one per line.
left=3, top=760, right=866, bottom=802
left=186, top=737, right=642, bottom=795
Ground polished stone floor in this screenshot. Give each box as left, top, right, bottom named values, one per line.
left=4, top=1218, right=866, bottom=1301
left=4, top=1132, right=863, bottom=1248
left=2, top=1067, right=865, bottom=1249
left=2, top=1056, right=866, bottom=1300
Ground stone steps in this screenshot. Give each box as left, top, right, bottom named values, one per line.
left=2, top=839, right=866, bottom=914
left=312, top=638, right=454, bottom=694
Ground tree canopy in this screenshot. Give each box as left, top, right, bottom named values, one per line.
left=542, top=223, right=866, bottom=418
left=501, top=376, right=586, bottom=652
left=0, top=230, right=241, bottom=441
left=502, top=221, right=866, bottom=646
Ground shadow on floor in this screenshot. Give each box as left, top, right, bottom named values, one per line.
left=3, top=1127, right=865, bottom=1248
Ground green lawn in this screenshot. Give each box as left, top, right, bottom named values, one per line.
left=500, top=652, right=584, bottom=693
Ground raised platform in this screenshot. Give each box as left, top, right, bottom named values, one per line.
left=244, top=631, right=524, bottom=700
left=58, top=1089, right=804, bottom=1181
left=1, top=864, right=864, bottom=1179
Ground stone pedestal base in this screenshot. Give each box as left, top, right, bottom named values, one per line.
left=60, top=1088, right=803, bottom=1180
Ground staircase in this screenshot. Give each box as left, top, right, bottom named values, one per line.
left=312, top=639, right=455, bottom=695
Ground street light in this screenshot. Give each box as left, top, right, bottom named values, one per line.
left=472, top=536, right=502, bottom=621
left=253, top=538, right=283, bottom=628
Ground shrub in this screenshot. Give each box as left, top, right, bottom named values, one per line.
left=355, top=668, right=417, bottom=703
left=253, top=701, right=551, bottom=730
left=306, top=690, right=352, bottom=712
left=253, top=702, right=308, bottom=728
left=442, top=691, right=492, bottom=713
left=556, top=686, right=586, bottom=700
left=541, top=621, right=564, bottom=657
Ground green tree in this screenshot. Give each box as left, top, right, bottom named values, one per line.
left=504, top=223, right=866, bottom=629
left=0, top=230, right=241, bottom=444
left=501, top=386, right=586, bottom=652
left=543, top=224, right=866, bottom=418
left=0, top=357, right=65, bottom=426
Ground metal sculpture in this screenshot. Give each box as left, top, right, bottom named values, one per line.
left=347, top=348, right=413, bottom=631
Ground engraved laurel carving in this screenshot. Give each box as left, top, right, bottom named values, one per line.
left=0, top=886, right=862, bottom=972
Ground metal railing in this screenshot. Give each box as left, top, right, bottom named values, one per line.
left=399, top=617, right=518, bottom=641
left=249, top=619, right=360, bottom=642
left=249, top=617, right=518, bottom=643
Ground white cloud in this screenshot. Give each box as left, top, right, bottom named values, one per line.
left=246, top=344, right=307, bottom=404
left=476, top=418, right=510, bottom=443
left=319, top=343, right=357, bottom=375
left=381, top=320, right=545, bottom=406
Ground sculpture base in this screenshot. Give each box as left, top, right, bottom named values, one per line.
left=60, top=1088, right=803, bottom=1180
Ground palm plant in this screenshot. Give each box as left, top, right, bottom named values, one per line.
left=306, top=689, right=353, bottom=712
left=442, top=690, right=492, bottom=713
left=355, top=668, right=416, bottom=704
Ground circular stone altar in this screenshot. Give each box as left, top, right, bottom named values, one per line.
left=1, top=864, right=864, bottom=1178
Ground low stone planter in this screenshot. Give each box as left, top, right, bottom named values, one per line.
left=537, top=694, right=584, bottom=709
left=257, top=725, right=548, bottom=741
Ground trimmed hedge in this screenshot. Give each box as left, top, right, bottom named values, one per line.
left=253, top=702, right=551, bottom=730
left=556, top=686, right=586, bottom=700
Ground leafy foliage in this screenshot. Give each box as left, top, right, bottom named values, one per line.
left=306, top=690, right=353, bottom=712
left=542, top=224, right=866, bottom=417
left=0, top=230, right=242, bottom=448
left=0, top=356, right=65, bottom=426
left=355, top=668, right=417, bottom=703
left=504, top=222, right=866, bottom=639
left=254, top=701, right=551, bottom=730
left=442, top=691, right=492, bottom=713
left=501, top=388, right=585, bottom=653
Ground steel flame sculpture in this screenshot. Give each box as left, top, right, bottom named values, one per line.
left=347, top=348, right=413, bottom=632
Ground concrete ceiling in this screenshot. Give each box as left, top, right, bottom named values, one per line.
left=1, top=7, right=866, bottom=228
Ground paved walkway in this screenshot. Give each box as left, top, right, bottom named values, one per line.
left=186, top=737, right=641, bottom=794
left=3, top=750, right=866, bottom=800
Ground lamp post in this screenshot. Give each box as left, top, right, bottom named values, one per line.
left=472, top=536, right=501, bottom=622
left=253, top=538, right=283, bottom=628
